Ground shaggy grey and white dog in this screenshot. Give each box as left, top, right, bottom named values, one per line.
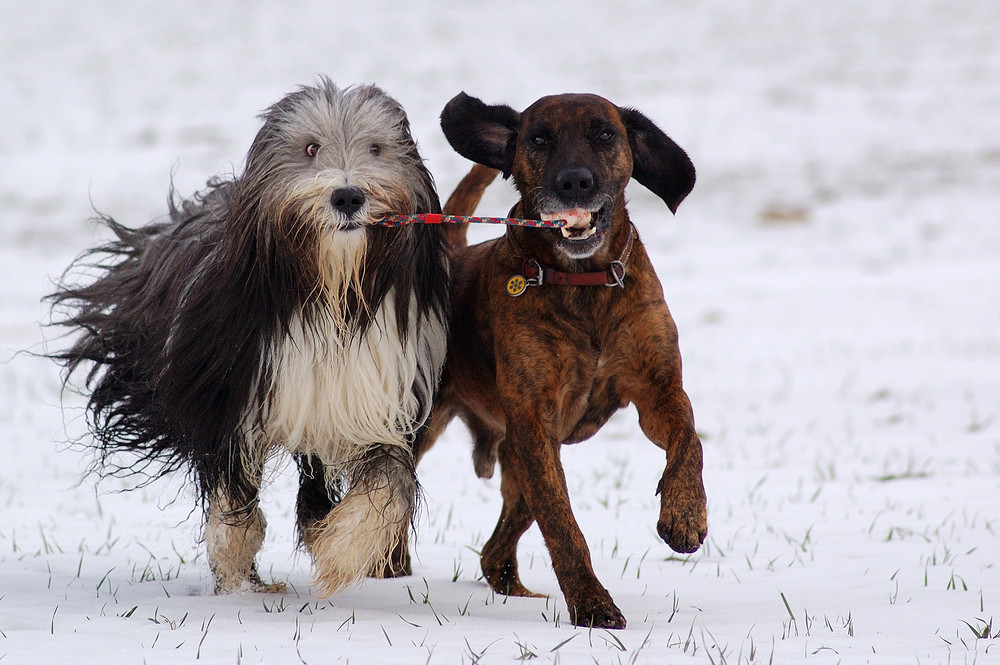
left=49, top=78, right=449, bottom=596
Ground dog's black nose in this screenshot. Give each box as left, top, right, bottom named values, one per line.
left=331, top=187, right=365, bottom=218
left=555, top=167, right=595, bottom=202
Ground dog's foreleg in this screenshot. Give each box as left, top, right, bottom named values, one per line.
left=368, top=533, right=412, bottom=580
left=622, top=307, right=708, bottom=553
left=499, top=420, right=626, bottom=629
left=206, top=491, right=286, bottom=594
left=309, top=445, right=416, bottom=596
left=634, top=377, right=708, bottom=554
left=643, top=404, right=708, bottom=553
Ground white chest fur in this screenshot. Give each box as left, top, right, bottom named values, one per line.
left=262, top=289, right=446, bottom=468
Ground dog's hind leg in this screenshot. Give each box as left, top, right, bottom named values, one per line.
left=466, top=412, right=503, bottom=479
left=309, top=444, right=416, bottom=596
left=295, top=453, right=339, bottom=550
left=481, top=464, right=542, bottom=598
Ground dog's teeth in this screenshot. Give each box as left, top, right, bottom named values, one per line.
left=560, top=225, right=598, bottom=240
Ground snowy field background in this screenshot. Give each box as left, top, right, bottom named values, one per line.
left=2, top=1, right=999, bottom=663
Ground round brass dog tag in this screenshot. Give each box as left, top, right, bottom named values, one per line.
left=506, top=275, right=527, bottom=297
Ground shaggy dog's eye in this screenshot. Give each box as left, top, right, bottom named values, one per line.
left=368, top=144, right=382, bottom=156
left=597, top=129, right=613, bottom=142
left=305, top=143, right=320, bottom=158
left=530, top=135, right=547, bottom=147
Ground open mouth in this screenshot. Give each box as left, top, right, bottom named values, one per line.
left=541, top=205, right=609, bottom=258
left=541, top=208, right=598, bottom=240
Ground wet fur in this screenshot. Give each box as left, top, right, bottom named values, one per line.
left=421, top=92, right=706, bottom=628
left=49, top=79, right=449, bottom=595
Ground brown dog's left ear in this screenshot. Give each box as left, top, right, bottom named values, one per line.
left=619, top=107, right=696, bottom=213
left=441, top=92, right=521, bottom=178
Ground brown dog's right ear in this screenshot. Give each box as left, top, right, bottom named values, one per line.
left=440, top=92, right=520, bottom=177
left=619, top=106, right=696, bottom=214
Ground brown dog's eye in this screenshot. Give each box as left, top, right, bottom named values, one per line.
left=598, top=129, right=613, bottom=142
left=306, top=143, right=320, bottom=158
left=368, top=144, right=382, bottom=156
left=530, top=135, right=547, bottom=147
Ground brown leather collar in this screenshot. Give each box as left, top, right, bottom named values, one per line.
left=504, top=223, right=635, bottom=296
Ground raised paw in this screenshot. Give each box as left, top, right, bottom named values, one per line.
left=656, top=483, right=708, bottom=554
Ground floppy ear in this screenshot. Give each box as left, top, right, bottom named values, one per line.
left=619, top=107, right=696, bottom=213
left=441, top=92, right=520, bottom=177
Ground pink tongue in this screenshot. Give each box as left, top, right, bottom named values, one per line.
left=560, top=208, right=590, bottom=227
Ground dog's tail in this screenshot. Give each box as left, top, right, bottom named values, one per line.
left=308, top=445, right=417, bottom=596
left=441, top=163, right=500, bottom=250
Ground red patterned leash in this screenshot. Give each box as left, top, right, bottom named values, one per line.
left=377, top=213, right=566, bottom=228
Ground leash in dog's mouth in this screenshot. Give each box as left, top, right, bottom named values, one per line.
left=377, top=213, right=567, bottom=228
left=541, top=207, right=599, bottom=240
left=376, top=213, right=630, bottom=297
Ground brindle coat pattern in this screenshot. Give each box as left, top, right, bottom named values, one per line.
left=422, top=92, right=706, bottom=629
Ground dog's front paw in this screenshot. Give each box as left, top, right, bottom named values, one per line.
left=249, top=578, right=288, bottom=594
left=212, top=568, right=287, bottom=595
left=368, top=539, right=412, bottom=579
left=657, top=513, right=706, bottom=554
left=567, top=591, right=626, bottom=629
left=656, top=479, right=708, bottom=554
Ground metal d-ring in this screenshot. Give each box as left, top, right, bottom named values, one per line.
left=527, top=259, right=543, bottom=286
left=605, top=260, right=626, bottom=288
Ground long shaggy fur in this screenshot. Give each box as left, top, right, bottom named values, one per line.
left=48, top=78, right=449, bottom=595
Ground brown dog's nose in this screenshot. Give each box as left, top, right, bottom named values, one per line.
left=556, top=167, right=595, bottom=202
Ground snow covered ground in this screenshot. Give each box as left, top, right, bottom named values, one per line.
left=2, top=1, right=999, bottom=662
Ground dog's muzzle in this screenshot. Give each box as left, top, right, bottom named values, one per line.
left=541, top=208, right=598, bottom=240
left=543, top=203, right=611, bottom=259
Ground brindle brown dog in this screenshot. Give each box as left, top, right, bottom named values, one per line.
left=421, top=92, right=706, bottom=629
